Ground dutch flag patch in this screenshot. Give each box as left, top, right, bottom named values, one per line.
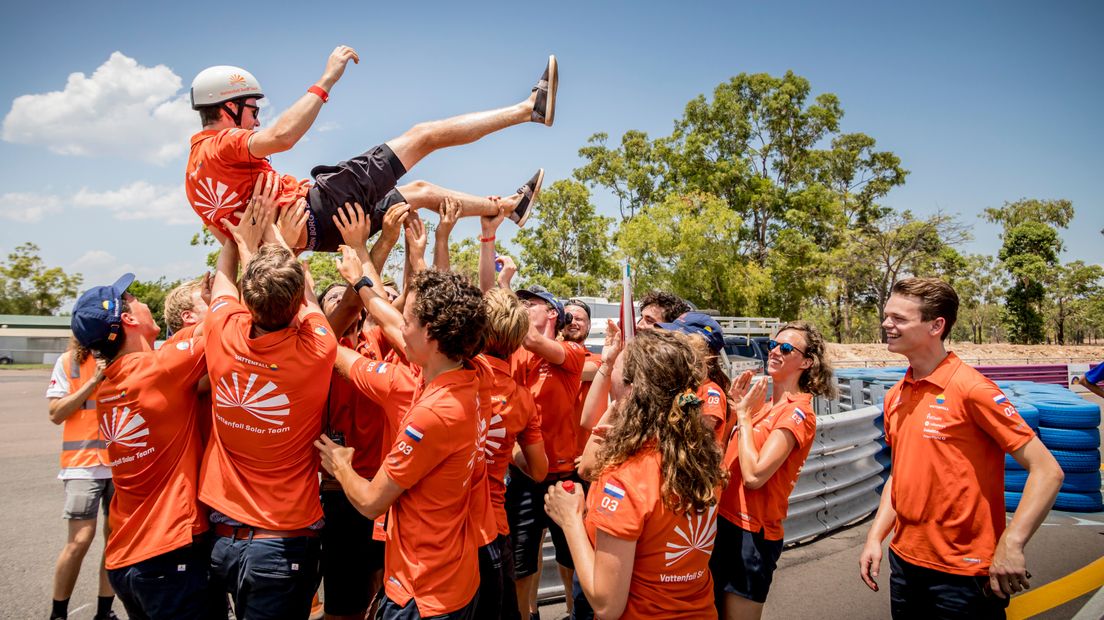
left=993, top=394, right=1008, bottom=405
left=792, top=407, right=807, bottom=423
left=603, top=482, right=626, bottom=500
left=404, top=424, right=424, bottom=442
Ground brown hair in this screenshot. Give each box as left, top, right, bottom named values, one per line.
left=164, top=278, right=204, bottom=334
left=638, top=290, right=692, bottom=323
left=891, top=277, right=959, bottom=341
left=597, top=330, right=727, bottom=513
left=482, top=287, right=529, bottom=360
left=198, top=106, right=223, bottom=127
left=241, top=244, right=304, bottom=331
left=410, top=269, right=487, bottom=361
left=777, top=320, right=837, bottom=399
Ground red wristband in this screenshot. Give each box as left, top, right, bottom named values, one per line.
left=308, top=85, right=329, bottom=103
left=480, top=235, right=496, bottom=243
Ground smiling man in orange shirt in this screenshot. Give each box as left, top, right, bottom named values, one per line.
left=859, top=278, right=1063, bottom=619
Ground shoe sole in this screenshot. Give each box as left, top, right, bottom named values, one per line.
left=544, top=55, right=558, bottom=127
left=513, top=168, right=544, bottom=228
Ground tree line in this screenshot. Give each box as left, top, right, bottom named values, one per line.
left=5, top=72, right=1100, bottom=345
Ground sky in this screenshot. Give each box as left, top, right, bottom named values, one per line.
left=1, top=1, right=1101, bottom=297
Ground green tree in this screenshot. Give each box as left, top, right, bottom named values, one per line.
left=946, top=254, right=1007, bottom=344
left=515, top=180, right=618, bottom=296
left=1046, top=261, right=1103, bottom=344
left=0, top=243, right=83, bottom=315
left=128, top=277, right=181, bottom=333
left=986, top=199, right=1071, bottom=344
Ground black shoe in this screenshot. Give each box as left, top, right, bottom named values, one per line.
left=93, top=612, right=119, bottom=620
left=531, top=55, right=558, bottom=126
left=510, top=169, right=545, bottom=227
left=529, top=612, right=540, bottom=620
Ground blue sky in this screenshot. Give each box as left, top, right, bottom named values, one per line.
left=1, top=1, right=1101, bottom=293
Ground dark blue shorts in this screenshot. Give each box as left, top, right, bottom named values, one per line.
left=306, top=143, right=408, bottom=252
left=210, top=531, right=321, bottom=620
left=321, top=488, right=385, bottom=616
left=108, top=538, right=222, bottom=620
left=475, top=534, right=520, bottom=620
left=889, top=549, right=1009, bottom=619
left=709, top=517, right=784, bottom=605
left=505, top=466, right=579, bottom=576
left=377, top=593, right=478, bottom=620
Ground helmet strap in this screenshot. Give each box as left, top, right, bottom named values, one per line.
left=221, top=100, right=245, bottom=128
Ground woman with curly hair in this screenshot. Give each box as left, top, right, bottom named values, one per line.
left=712, top=320, right=837, bottom=620
left=545, top=329, right=727, bottom=619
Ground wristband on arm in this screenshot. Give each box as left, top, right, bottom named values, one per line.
left=308, top=85, right=329, bottom=103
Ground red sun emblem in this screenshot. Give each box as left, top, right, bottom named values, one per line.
left=229, top=74, right=247, bottom=85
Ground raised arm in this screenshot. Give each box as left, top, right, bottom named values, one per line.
left=336, top=245, right=406, bottom=354
left=523, top=325, right=567, bottom=365
left=248, top=46, right=359, bottom=158
left=580, top=321, right=621, bottom=431
left=48, top=358, right=106, bottom=425
left=731, top=379, right=797, bottom=489
left=478, top=199, right=510, bottom=292
left=369, top=202, right=410, bottom=275
left=316, top=434, right=404, bottom=519
left=432, top=196, right=461, bottom=272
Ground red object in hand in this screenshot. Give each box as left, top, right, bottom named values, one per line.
left=562, top=481, right=575, bottom=493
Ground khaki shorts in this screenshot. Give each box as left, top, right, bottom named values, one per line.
left=62, top=478, right=113, bottom=520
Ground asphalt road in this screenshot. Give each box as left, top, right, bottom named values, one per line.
left=2, top=369, right=1101, bottom=619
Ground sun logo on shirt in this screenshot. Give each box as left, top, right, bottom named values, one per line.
left=193, top=177, right=243, bottom=222
left=665, top=505, right=718, bottom=567
left=100, top=406, right=149, bottom=449
left=484, top=413, right=507, bottom=459
left=214, top=372, right=291, bottom=426
left=935, top=394, right=946, bottom=404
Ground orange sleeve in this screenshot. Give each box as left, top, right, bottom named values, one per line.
left=347, top=358, right=408, bottom=406
left=211, top=128, right=258, bottom=161
left=382, top=406, right=452, bottom=490
left=156, top=329, right=208, bottom=387
left=772, top=403, right=816, bottom=448
left=700, top=384, right=727, bottom=430
left=516, top=389, right=542, bottom=447
left=203, top=295, right=246, bottom=345
left=298, top=313, right=338, bottom=361
left=965, top=383, right=1035, bottom=453
left=559, top=341, right=587, bottom=373
left=587, top=466, right=648, bottom=542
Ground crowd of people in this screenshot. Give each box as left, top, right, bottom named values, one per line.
left=45, top=44, right=1066, bottom=620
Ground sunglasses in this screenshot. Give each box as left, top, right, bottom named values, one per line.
left=240, top=103, right=260, bottom=117
left=768, top=339, right=807, bottom=357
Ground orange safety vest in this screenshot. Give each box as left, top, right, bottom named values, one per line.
left=59, top=351, right=109, bottom=470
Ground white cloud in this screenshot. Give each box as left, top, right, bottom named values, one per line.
left=70, top=250, right=202, bottom=289
left=0, top=181, right=194, bottom=225
left=73, top=181, right=193, bottom=225
left=2, top=52, right=195, bottom=165
left=0, top=192, right=63, bottom=223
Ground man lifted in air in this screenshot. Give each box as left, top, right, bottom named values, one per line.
left=187, top=45, right=556, bottom=251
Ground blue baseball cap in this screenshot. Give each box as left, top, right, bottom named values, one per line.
left=516, top=285, right=568, bottom=331
left=71, top=273, right=136, bottom=350
left=658, top=311, right=724, bottom=353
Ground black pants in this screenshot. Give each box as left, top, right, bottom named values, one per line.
left=889, top=549, right=1009, bottom=620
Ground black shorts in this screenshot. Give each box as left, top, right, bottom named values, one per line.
left=710, top=517, right=784, bottom=605
left=305, top=143, right=408, bottom=252
left=475, top=534, right=521, bottom=620
left=321, top=488, right=385, bottom=616
left=505, top=466, right=580, bottom=577
left=888, top=549, right=1009, bottom=619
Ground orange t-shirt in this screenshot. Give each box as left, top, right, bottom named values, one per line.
left=574, top=350, right=603, bottom=452
left=719, top=392, right=816, bottom=541
left=699, top=381, right=728, bottom=443
left=164, top=325, right=213, bottom=445
left=586, top=449, right=718, bottom=620
left=511, top=340, right=586, bottom=473
left=199, top=295, right=337, bottom=530
left=185, top=129, right=310, bottom=235
left=97, top=333, right=208, bottom=569
left=476, top=354, right=541, bottom=535
left=884, top=352, right=1035, bottom=576
left=380, top=367, right=481, bottom=616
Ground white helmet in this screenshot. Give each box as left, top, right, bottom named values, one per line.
left=190, top=65, right=264, bottom=109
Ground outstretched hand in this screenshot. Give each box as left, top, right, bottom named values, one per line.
left=437, top=196, right=462, bottom=239
left=335, top=244, right=365, bottom=285
left=404, top=212, right=428, bottom=259
left=481, top=196, right=510, bottom=235
left=601, top=320, right=623, bottom=367
left=322, top=45, right=359, bottom=87
left=276, top=198, right=309, bottom=251
left=497, top=255, right=517, bottom=288
left=334, top=202, right=373, bottom=254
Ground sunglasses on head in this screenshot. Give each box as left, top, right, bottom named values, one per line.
left=768, top=339, right=807, bottom=356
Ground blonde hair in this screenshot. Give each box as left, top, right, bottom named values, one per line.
left=778, top=320, right=837, bottom=399
left=241, top=244, right=304, bottom=330
left=164, top=277, right=204, bottom=334
left=598, top=330, right=727, bottom=513
left=482, top=287, right=530, bottom=360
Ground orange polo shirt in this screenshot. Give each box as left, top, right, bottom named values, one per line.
left=185, top=129, right=309, bottom=235
left=380, top=366, right=481, bottom=616
left=586, top=448, right=718, bottom=619
left=199, top=295, right=337, bottom=530
left=511, top=340, right=586, bottom=473
left=719, top=392, right=816, bottom=541
left=97, top=333, right=208, bottom=569
left=884, top=352, right=1035, bottom=576
left=477, top=354, right=542, bottom=535
left=699, top=381, right=728, bottom=443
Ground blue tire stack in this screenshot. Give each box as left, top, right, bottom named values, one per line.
left=1003, top=384, right=1102, bottom=513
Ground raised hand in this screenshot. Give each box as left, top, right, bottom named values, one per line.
left=436, top=196, right=462, bottom=240
left=497, top=255, right=517, bottom=288
left=321, top=45, right=360, bottom=88
left=601, top=319, right=622, bottom=367
left=335, top=244, right=365, bottom=285
left=481, top=196, right=510, bottom=235
left=380, top=202, right=411, bottom=245
left=404, top=212, right=428, bottom=260
left=333, top=202, right=373, bottom=255
left=276, top=198, right=309, bottom=251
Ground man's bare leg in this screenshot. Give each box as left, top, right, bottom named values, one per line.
left=558, top=564, right=574, bottom=615
left=386, top=56, right=556, bottom=172
left=398, top=178, right=528, bottom=218
left=53, top=518, right=97, bottom=601
left=98, top=517, right=114, bottom=598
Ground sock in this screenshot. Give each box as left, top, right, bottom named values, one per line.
left=51, top=598, right=69, bottom=619
left=96, top=595, right=114, bottom=617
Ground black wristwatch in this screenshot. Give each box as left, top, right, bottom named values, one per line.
left=353, top=276, right=374, bottom=293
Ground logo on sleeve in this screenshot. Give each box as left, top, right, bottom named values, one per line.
left=993, top=394, right=1009, bottom=405
left=314, top=326, right=328, bottom=337
left=403, top=424, right=424, bottom=442
left=935, top=394, right=946, bottom=404
left=791, top=407, right=807, bottom=424
left=211, top=300, right=229, bottom=313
